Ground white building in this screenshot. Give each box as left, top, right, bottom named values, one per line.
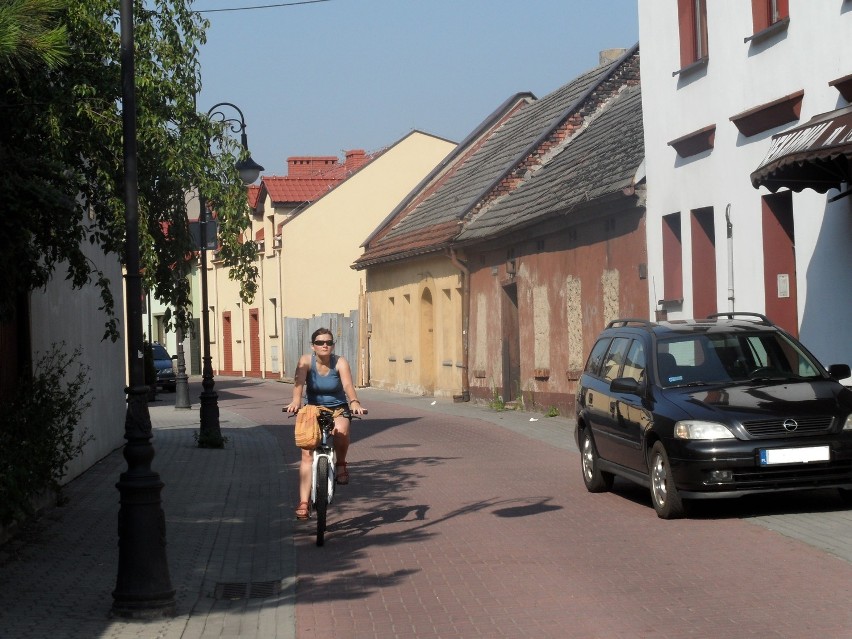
left=30, top=215, right=126, bottom=481
left=638, top=0, right=852, bottom=370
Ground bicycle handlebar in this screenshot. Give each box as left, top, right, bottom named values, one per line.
left=283, top=407, right=368, bottom=416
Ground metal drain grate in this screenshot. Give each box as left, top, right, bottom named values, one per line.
left=214, top=580, right=281, bottom=600
left=249, top=581, right=281, bottom=599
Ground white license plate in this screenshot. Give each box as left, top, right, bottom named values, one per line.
left=759, top=445, right=830, bottom=466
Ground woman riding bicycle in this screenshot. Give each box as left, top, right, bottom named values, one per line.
left=285, top=327, right=366, bottom=520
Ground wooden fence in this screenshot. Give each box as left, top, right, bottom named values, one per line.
left=283, top=310, right=360, bottom=384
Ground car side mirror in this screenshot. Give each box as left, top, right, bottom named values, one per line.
left=828, top=364, right=851, bottom=380
left=610, top=377, right=642, bottom=395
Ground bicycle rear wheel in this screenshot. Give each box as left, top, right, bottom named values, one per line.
left=314, top=456, right=329, bottom=546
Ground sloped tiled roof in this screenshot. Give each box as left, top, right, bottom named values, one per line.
left=353, top=94, right=533, bottom=267
left=354, top=45, right=640, bottom=269
left=353, top=220, right=461, bottom=265
left=261, top=175, right=342, bottom=205
left=247, top=184, right=261, bottom=208
left=456, top=81, right=644, bottom=242
left=257, top=150, right=380, bottom=207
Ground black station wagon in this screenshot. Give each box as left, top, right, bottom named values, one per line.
left=151, top=342, right=176, bottom=392
left=575, top=313, right=852, bottom=518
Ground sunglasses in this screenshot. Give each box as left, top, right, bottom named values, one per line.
left=313, top=340, right=334, bottom=346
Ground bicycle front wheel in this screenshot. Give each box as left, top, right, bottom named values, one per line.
left=314, top=456, right=329, bottom=546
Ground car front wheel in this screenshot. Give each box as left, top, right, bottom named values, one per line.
left=649, top=442, right=685, bottom=519
left=579, top=427, right=614, bottom=493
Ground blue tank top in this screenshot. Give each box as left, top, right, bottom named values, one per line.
left=306, top=354, right=347, bottom=406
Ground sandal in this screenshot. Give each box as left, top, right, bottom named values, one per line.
left=295, top=501, right=310, bottom=520
left=336, top=462, right=350, bottom=485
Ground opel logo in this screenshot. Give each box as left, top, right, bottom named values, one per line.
left=783, top=419, right=799, bottom=432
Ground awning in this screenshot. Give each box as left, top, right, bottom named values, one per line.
left=750, top=105, right=852, bottom=194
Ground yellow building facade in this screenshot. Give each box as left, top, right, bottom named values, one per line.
left=364, top=255, right=465, bottom=399
left=204, top=131, right=455, bottom=381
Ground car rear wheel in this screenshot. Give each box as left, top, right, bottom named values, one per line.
left=649, top=442, right=685, bottom=519
left=579, top=427, right=614, bottom=493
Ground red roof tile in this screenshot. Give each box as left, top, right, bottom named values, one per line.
left=354, top=220, right=460, bottom=268
left=247, top=184, right=261, bottom=208
left=257, top=149, right=379, bottom=206
left=262, top=175, right=341, bottom=204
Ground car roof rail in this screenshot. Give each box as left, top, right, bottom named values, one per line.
left=606, top=318, right=657, bottom=329
left=706, top=312, right=773, bottom=325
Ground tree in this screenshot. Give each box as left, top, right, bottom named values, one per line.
left=0, top=0, right=258, bottom=342
left=0, top=0, right=69, bottom=70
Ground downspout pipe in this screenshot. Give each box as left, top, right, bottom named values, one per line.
left=447, top=248, right=470, bottom=402
left=726, top=204, right=735, bottom=312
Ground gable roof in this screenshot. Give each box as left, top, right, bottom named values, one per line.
left=457, top=81, right=644, bottom=242
left=255, top=150, right=375, bottom=207
left=353, top=44, right=641, bottom=269
left=260, top=175, right=342, bottom=205
left=353, top=93, right=534, bottom=267
left=247, top=184, right=261, bottom=209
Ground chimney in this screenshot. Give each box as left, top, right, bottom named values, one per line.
left=599, top=48, right=627, bottom=65
left=286, top=156, right=340, bottom=177
left=344, top=149, right=367, bottom=171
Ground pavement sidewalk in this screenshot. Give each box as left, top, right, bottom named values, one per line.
left=0, top=381, right=576, bottom=639
left=0, top=400, right=296, bottom=639
left=5, top=379, right=852, bottom=639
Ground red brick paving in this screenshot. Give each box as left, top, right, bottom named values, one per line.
left=230, top=380, right=852, bottom=639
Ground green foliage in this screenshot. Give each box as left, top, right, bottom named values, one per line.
left=514, top=381, right=525, bottom=411
left=0, top=0, right=70, bottom=70
left=0, top=344, right=93, bottom=526
left=545, top=406, right=559, bottom=418
left=488, top=384, right=505, bottom=411
left=0, top=0, right=259, bottom=340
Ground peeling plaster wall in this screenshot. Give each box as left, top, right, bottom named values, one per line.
left=532, top=285, right=550, bottom=370
left=565, top=276, right=583, bottom=375
left=467, top=207, right=648, bottom=414
left=602, top=269, right=620, bottom=328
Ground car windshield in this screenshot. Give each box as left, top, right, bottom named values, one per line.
left=656, top=331, right=823, bottom=388
left=151, top=344, right=171, bottom=359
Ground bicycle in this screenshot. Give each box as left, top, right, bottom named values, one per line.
left=288, top=405, right=365, bottom=546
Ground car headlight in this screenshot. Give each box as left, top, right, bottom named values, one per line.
left=674, top=420, right=736, bottom=440
left=843, top=415, right=852, bottom=431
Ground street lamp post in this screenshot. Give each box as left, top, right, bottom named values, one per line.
left=112, top=0, right=175, bottom=617
left=174, top=323, right=190, bottom=409
left=197, top=103, right=263, bottom=448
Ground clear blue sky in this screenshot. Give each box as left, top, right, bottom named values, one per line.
left=196, top=0, right=639, bottom=176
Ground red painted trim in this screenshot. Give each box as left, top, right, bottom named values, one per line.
left=762, top=193, right=798, bottom=337
left=691, top=208, right=717, bottom=318
left=662, top=213, right=683, bottom=301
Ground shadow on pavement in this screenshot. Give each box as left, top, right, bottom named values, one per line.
left=607, top=477, right=852, bottom=520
